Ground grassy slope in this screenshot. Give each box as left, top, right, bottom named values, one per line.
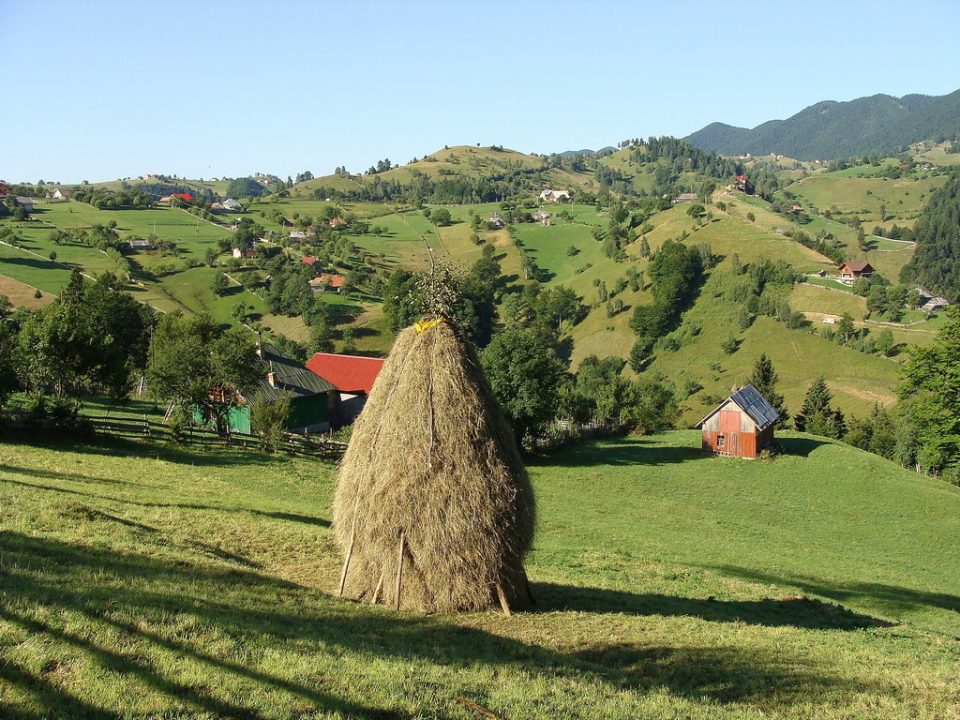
left=1, top=432, right=958, bottom=719
left=290, top=145, right=597, bottom=199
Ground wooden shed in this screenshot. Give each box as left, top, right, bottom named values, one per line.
left=696, top=384, right=780, bottom=459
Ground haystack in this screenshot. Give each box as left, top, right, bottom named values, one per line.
left=333, top=319, right=536, bottom=613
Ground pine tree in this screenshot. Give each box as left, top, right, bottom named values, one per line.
left=749, top=353, right=787, bottom=426
left=794, top=375, right=845, bottom=439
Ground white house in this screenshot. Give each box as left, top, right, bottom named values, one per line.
left=539, top=189, right=572, bottom=203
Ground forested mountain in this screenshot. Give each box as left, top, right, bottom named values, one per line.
left=901, top=174, right=960, bottom=301
left=687, top=89, right=960, bottom=160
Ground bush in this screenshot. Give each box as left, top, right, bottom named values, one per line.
left=250, top=392, right=291, bottom=452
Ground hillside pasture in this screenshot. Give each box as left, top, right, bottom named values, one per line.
left=0, top=432, right=958, bottom=719
left=783, top=175, right=946, bottom=226
left=0, top=274, right=54, bottom=309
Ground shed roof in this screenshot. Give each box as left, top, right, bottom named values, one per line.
left=695, top=383, right=780, bottom=432
left=840, top=260, right=873, bottom=273
left=245, top=345, right=336, bottom=402
left=306, top=352, right=384, bottom=395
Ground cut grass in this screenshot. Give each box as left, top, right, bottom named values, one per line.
left=0, top=431, right=958, bottom=718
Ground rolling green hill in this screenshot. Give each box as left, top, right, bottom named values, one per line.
left=687, top=89, right=960, bottom=160
left=290, top=145, right=597, bottom=201
left=1, top=431, right=957, bottom=718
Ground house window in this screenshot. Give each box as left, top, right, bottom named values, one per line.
left=717, top=434, right=725, bottom=448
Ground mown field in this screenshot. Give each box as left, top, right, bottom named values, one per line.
left=1, top=431, right=958, bottom=719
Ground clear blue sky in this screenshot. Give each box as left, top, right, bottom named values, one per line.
left=3, top=0, right=959, bottom=183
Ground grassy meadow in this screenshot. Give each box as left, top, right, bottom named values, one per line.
left=1, top=431, right=958, bottom=719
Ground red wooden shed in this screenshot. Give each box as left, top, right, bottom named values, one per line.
left=696, top=384, right=780, bottom=459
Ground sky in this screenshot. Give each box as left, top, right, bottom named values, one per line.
left=3, top=0, right=959, bottom=184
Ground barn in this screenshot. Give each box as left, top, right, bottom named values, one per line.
left=696, top=384, right=780, bottom=459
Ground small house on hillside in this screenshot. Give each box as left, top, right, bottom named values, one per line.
left=673, top=192, right=698, bottom=204
left=539, top=189, right=572, bottom=203
left=288, top=231, right=307, bottom=241
left=921, top=296, right=949, bottom=313
left=306, top=352, right=385, bottom=425
left=128, top=239, right=152, bottom=250
left=221, top=198, right=243, bottom=211
left=488, top=212, right=505, bottom=228
left=0, top=183, right=11, bottom=197
left=329, top=216, right=347, bottom=228
left=15, top=197, right=35, bottom=212
left=310, top=273, right=345, bottom=293
left=533, top=209, right=550, bottom=221
left=199, top=345, right=339, bottom=435
left=838, top=261, right=873, bottom=285
left=51, top=188, right=73, bottom=200
left=696, top=384, right=780, bottom=459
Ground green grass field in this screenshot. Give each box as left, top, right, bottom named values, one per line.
left=1, top=431, right=958, bottom=718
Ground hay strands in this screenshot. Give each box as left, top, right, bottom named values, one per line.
left=394, top=529, right=406, bottom=611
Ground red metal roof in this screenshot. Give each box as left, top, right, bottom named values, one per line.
left=301, top=256, right=318, bottom=265
left=306, top=352, right=384, bottom=394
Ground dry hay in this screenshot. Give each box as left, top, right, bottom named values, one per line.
left=333, top=320, right=535, bottom=613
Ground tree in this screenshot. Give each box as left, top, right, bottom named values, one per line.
left=147, top=312, right=263, bottom=434
left=898, top=306, right=960, bottom=479
left=225, top=177, right=266, bottom=198
left=837, top=313, right=855, bottom=344
left=431, top=208, right=452, bottom=226
left=482, top=327, right=566, bottom=444
left=0, top=320, right=18, bottom=409
left=18, top=272, right=152, bottom=398
left=250, top=391, right=291, bottom=452
left=212, top=272, right=229, bottom=296
left=749, top=353, right=787, bottom=426
left=794, top=376, right=845, bottom=439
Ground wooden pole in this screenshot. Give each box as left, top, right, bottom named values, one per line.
left=371, top=571, right=384, bottom=605
left=394, top=530, right=406, bottom=611
left=337, top=524, right=356, bottom=597
left=521, top=567, right=536, bottom=605
left=495, top=583, right=512, bottom=617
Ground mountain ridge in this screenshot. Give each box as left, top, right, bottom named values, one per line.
left=686, top=89, right=960, bottom=159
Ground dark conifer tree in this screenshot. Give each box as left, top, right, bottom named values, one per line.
left=795, top=375, right=845, bottom=439
left=749, top=353, right=788, bottom=426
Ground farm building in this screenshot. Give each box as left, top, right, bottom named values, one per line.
left=539, top=189, right=572, bottom=203
left=306, top=352, right=385, bottom=424
left=309, top=273, right=345, bottom=293
left=673, top=192, right=698, bottom=204
left=696, top=384, right=780, bottom=459
left=921, top=296, right=949, bottom=313
left=196, top=345, right=338, bottom=435
left=488, top=212, right=505, bottom=228
left=838, top=261, right=874, bottom=285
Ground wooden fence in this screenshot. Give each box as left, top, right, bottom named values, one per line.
left=87, top=417, right=347, bottom=459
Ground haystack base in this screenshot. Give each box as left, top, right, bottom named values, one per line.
left=337, top=527, right=356, bottom=597
left=522, top=569, right=536, bottom=605
left=495, top=583, right=512, bottom=617
left=394, top=531, right=406, bottom=611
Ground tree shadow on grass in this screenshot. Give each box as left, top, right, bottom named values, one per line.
left=0, top=531, right=891, bottom=716
left=531, top=582, right=892, bottom=630
left=776, top=436, right=830, bottom=457
left=708, top=565, right=960, bottom=619
left=530, top=437, right=703, bottom=467
left=0, top=476, right=330, bottom=535
left=0, top=433, right=301, bottom=469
